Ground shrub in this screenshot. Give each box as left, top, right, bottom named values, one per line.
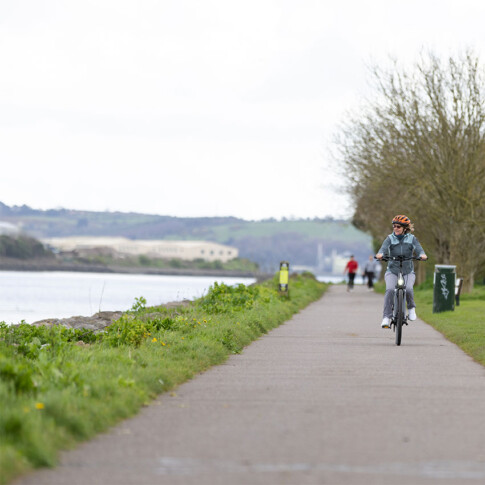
left=198, top=282, right=260, bottom=314
left=102, top=316, right=151, bottom=347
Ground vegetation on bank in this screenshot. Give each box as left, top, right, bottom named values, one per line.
left=0, top=273, right=327, bottom=484
left=0, top=235, right=54, bottom=260
left=65, top=254, right=260, bottom=273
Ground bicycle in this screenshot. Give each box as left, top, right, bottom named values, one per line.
left=376, top=255, right=424, bottom=346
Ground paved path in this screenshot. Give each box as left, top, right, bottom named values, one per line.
left=13, top=285, right=485, bottom=485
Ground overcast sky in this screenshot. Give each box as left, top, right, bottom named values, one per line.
left=1, top=1, right=484, bottom=221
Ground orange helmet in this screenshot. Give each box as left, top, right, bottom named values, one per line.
left=392, top=215, right=411, bottom=226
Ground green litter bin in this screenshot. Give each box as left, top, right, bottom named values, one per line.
left=433, top=265, right=456, bottom=313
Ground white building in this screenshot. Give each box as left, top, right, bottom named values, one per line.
left=43, top=237, right=238, bottom=263
left=332, top=253, right=353, bottom=274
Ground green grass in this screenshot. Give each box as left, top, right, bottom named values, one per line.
left=375, top=280, right=485, bottom=365
left=0, top=274, right=327, bottom=484
left=413, top=286, right=485, bottom=364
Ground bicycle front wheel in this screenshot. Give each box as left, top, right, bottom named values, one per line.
left=395, top=289, right=404, bottom=346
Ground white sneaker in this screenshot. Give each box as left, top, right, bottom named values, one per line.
left=408, top=308, right=417, bottom=321
left=381, top=317, right=391, bottom=329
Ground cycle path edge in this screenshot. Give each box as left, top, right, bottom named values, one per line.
left=13, top=285, right=485, bottom=485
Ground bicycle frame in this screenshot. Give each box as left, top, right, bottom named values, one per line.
left=392, top=265, right=407, bottom=345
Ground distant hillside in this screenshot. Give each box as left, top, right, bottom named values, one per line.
left=0, top=202, right=372, bottom=272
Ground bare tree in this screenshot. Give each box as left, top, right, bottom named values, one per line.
left=335, top=52, right=485, bottom=290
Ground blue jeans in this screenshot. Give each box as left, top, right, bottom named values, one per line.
left=383, top=272, right=416, bottom=318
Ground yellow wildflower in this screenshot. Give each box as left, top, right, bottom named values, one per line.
left=152, top=337, right=157, bottom=342
left=35, top=403, right=45, bottom=410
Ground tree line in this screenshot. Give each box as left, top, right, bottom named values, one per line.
left=0, top=235, right=54, bottom=260
left=335, top=51, right=485, bottom=291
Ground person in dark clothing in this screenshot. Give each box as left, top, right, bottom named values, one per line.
left=363, top=255, right=379, bottom=289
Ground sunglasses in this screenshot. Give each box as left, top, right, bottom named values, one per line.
left=392, top=224, right=404, bottom=228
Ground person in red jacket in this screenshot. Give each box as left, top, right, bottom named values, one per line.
left=344, top=255, right=359, bottom=292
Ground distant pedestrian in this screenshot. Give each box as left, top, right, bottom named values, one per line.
left=363, top=255, right=379, bottom=290
left=344, top=255, right=358, bottom=292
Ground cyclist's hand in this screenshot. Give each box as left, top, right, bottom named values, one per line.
left=420, top=254, right=428, bottom=261
left=375, top=253, right=383, bottom=260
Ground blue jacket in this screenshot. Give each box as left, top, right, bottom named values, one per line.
left=378, top=233, right=425, bottom=275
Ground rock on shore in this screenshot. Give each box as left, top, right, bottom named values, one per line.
left=31, top=300, right=192, bottom=332
left=32, top=311, right=124, bottom=332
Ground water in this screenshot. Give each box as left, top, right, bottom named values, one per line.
left=0, top=271, right=256, bottom=325
left=317, top=274, right=346, bottom=284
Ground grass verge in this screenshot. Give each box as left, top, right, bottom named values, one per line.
left=413, top=285, right=485, bottom=365
left=0, top=273, right=327, bottom=484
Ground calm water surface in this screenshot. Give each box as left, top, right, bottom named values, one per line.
left=0, top=271, right=256, bottom=325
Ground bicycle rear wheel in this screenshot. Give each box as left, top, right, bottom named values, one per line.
left=395, top=289, right=404, bottom=346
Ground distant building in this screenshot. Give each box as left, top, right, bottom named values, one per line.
left=332, top=253, right=352, bottom=274
left=42, top=237, right=238, bottom=263
left=0, top=221, right=20, bottom=236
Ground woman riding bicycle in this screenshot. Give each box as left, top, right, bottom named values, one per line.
left=376, top=215, right=428, bottom=328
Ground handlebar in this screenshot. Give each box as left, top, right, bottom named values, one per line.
left=375, top=255, right=425, bottom=262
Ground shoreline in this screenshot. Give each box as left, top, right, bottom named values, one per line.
left=0, top=258, right=265, bottom=279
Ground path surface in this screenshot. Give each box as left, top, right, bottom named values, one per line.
left=13, top=285, right=485, bottom=485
